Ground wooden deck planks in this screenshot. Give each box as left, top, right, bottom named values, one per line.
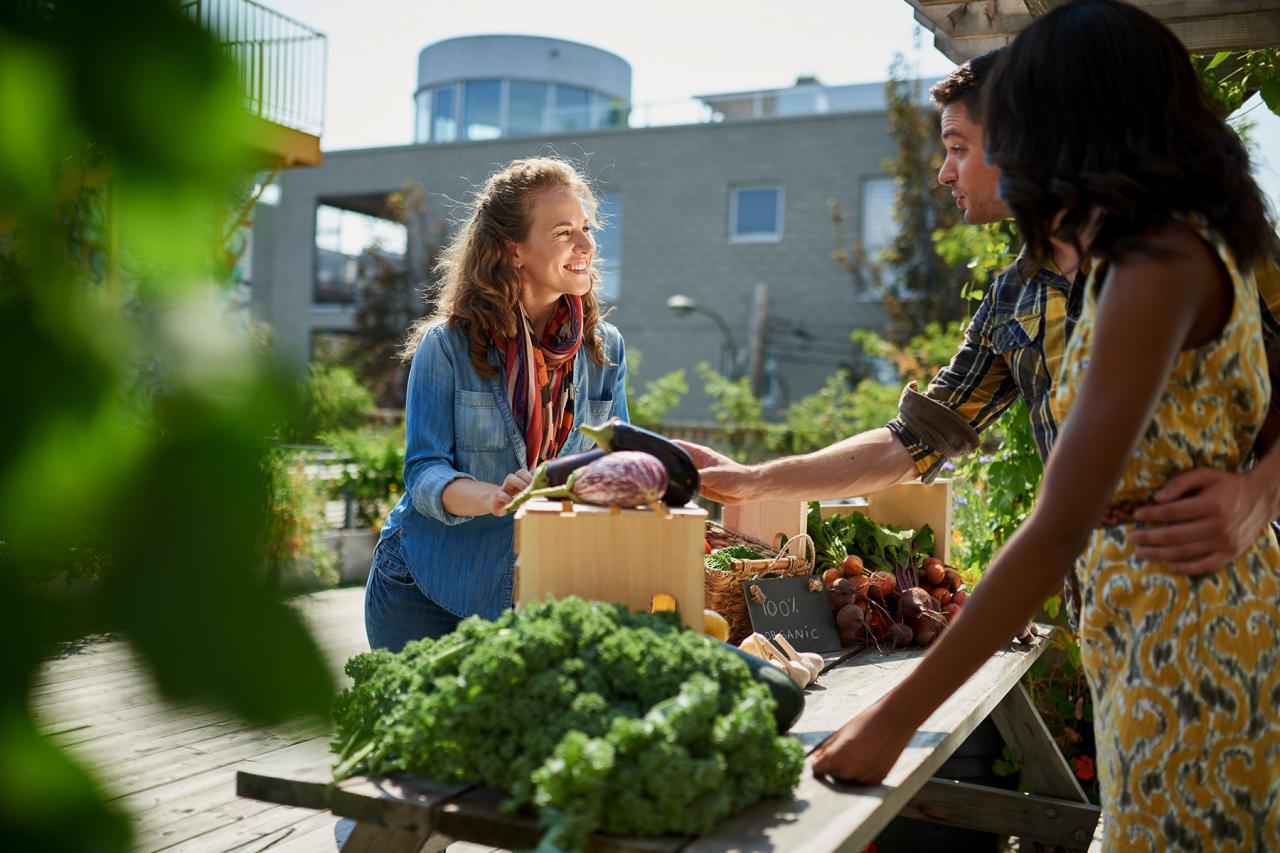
left=34, top=586, right=372, bottom=853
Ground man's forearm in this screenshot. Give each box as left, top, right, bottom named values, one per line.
left=752, top=427, right=919, bottom=502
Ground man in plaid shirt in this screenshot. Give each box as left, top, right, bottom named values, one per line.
left=680, top=49, right=1280, bottom=577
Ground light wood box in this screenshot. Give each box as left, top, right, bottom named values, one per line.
left=513, top=499, right=708, bottom=632
left=722, top=480, right=953, bottom=563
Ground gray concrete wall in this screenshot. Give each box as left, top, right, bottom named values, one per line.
left=253, top=111, right=898, bottom=420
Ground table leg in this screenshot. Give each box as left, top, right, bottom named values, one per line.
left=988, top=682, right=1088, bottom=803
left=898, top=682, right=1101, bottom=850
left=342, top=821, right=451, bottom=853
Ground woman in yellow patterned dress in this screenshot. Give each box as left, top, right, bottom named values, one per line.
left=811, top=1, right=1280, bottom=849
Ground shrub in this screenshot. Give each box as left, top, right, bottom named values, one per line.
left=262, top=448, right=338, bottom=590
left=321, top=425, right=406, bottom=528
left=283, top=364, right=375, bottom=444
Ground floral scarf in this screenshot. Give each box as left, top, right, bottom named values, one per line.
left=498, top=294, right=584, bottom=469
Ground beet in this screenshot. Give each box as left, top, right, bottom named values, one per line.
left=898, top=587, right=933, bottom=621
left=868, top=571, right=896, bottom=600
left=848, top=573, right=871, bottom=600
left=952, top=588, right=970, bottom=606
left=929, top=586, right=953, bottom=607
left=887, top=621, right=914, bottom=648
left=944, top=568, right=964, bottom=591
left=835, top=603, right=865, bottom=633
left=908, top=615, right=939, bottom=647
left=837, top=624, right=862, bottom=648
left=828, top=578, right=856, bottom=612
left=923, top=560, right=946, bottom=586
left=865, top=608, right=895, bottom=640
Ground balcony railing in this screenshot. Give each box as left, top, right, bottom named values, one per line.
left=183, top=0, right=326, bottom=138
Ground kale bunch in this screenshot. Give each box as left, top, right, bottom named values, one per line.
left=331, top=597, right=805, bottom=852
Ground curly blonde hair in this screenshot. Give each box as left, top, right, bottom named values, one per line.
left=402, top=157, right=607, bottom=377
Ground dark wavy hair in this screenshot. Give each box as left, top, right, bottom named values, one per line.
left=981, top=0, right=1275, bottom=270
left=929, top=48, right=1004, bottom=121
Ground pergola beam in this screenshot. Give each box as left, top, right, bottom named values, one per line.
left=904, top=0, right=1280, bottom=62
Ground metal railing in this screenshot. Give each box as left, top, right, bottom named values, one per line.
left=183, top=0, right=326, bottom=137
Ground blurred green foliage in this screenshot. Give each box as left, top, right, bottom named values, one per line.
left=1, top=2, right=334, bottom=848
left=283, top=363, right=376, bottom=445
left=1193, top=49, right=1280, bottom=118
left=623, top=349, right=688, bottom=431
left=320, top=425, right=407, bottom=529
left=263, top=448, right=339, bottom=589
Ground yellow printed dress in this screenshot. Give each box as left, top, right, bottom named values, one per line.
left=1050, top=224, right=1280, bottom=852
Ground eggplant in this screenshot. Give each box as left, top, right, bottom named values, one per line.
left=578, top=419, right=700, bottom=506
left=504, top=448, right=607, bottom=514
left=516, top=451, right=668, bottom=509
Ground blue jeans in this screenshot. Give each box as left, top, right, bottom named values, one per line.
left=364, top=529, right=462, bottom=652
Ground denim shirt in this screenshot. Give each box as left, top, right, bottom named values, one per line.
left=378, top=318, right=629, bottom=621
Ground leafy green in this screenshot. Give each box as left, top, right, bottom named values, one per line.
left=806, top=503, right=934, bottom=587
left=332, top=597, right=805, bottom=852
left=704, top=544, right=766, bottom=571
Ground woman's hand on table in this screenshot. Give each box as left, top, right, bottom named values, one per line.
left=490, top=468, right=533, bottom=516
left=811, top=699, right=915, bottom=785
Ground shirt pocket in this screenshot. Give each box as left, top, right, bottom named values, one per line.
left=990, top=312, right=1050, bottom=401
left=454, top=390, right=509, bottom=452
left=562, top=398, right=616, bottom=455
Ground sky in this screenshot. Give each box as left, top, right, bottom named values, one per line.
left=264, top=0, right=1280, bottom=209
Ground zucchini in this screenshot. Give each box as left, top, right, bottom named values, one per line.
left=715, top=639, right=805, bottom=733
left=578, top=419, right=700, bottom=506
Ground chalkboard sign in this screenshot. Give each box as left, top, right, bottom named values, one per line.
left=740, top=575, right=841, bottom=653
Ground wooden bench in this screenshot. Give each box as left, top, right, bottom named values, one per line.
left=237, top=632, right=1099, bottom=852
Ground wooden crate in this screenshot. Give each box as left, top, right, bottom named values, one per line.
left=722, top=480, right=953, bottom=563
left=513, top=499, right=708, bottom=632
left=720, top=500, right=807, bottom=553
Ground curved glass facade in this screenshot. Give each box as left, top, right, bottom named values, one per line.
left=414, top=79, right=628, bottom=143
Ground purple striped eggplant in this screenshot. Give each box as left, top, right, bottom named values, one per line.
left=503, top=448, right=607, bottom=514
left=526, top=451, right=668, bottom=508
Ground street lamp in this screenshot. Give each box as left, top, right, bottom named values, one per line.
left=665, top=294, right=741, bottom=377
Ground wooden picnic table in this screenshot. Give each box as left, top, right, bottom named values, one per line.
left=236, top=632, right=1100, bottom=852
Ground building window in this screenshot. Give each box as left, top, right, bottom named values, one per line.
left=432, top=85, right=457, bottom=142
left=463, top=79, right=501, bottom=141
left=551, top=84, right=591, bottom=132
left=314, top=204, right=407, bottom=306
left=414, top=89, right=431, bottom=143
left=311, top=329, right=358, bottom=366
left=595, top=193, right=622, bottom=303
left=507, top=80, right=549, bottom=137
left=860, top=177, right=897, bottom=258
left=730, top=186, right=783, bottom=243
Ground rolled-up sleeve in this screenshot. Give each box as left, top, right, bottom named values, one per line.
left=403, top=330, right=476, bottom=526
left=886, top=295, right=1020, bottom=481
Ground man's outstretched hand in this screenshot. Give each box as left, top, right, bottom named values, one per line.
left=673, top=440, right=760, bottom=505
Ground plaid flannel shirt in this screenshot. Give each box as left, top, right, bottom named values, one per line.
left=888, top=249, right=1280, bottom=479
left=887, top=253, right=1080, bottom=480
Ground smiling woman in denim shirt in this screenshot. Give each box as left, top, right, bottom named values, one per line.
left=365, top=158, right=629, bottom=652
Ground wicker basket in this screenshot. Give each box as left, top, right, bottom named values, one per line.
left=704, top=521, right=814, bottom=644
